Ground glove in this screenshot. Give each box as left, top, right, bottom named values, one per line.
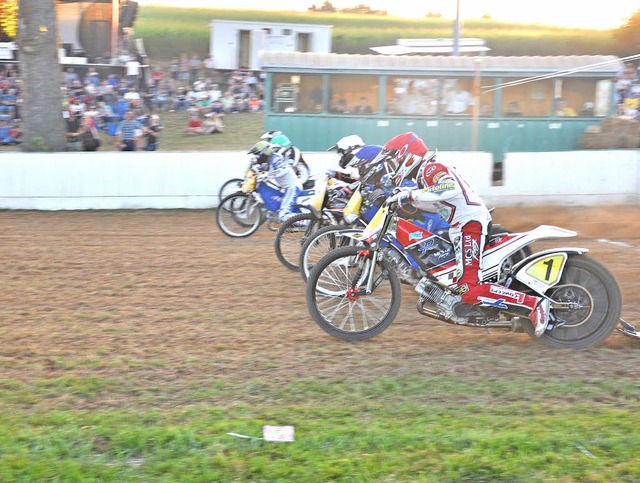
left=256, top=171, right=268, bottom=183
left=326, top=169, right=337, bottom=179
left=385, top=190, right=411, bottom=206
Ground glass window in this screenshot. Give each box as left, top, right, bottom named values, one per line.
left=440, top=78, right=475, bottom=115
left=556, top=78, right=610, bottom=117
left=328, top=75, right=378, bottom=115
left=271, top=73, right=322, bottom=113
left=478, top=78, right=495, bottom=117
left=386, top=77, right=439, bottom=115
left=501, top=78, right=553, bottom=117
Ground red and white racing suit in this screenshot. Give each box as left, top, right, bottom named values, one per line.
left=408, top=161, right=542, bottom=319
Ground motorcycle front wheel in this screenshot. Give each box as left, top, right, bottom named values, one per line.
left=306, top=246, right=401, bottom=341
left=524, top=255, right=621, bottom=348
left=216, top=193, right=263, bottom=238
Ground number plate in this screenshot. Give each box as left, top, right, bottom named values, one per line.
left=515, top=252, right=568, bottom=294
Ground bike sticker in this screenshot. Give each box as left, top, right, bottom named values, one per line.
left=525, top=254, right=566, bottom=285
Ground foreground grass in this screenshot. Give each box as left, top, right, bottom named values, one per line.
left=1, top=375, right=639, bottom=480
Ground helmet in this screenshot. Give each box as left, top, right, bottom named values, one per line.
left=328, top=135, right=365, bottom=154
left=270, top=133, right=292, bottom=149
left=381, top=132, right=429, bottom=185
left=415, top=151, right=442, bottom=190
left=259, top=130, right=282, bottom=141
left=328, top=135, right=366, bottom=169
left=248, top=140, right=274, bottom=157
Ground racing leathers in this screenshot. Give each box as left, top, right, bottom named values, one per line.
left=266, top=151, right=303, bottom=222
left=398, top=160, right=550, bottom=336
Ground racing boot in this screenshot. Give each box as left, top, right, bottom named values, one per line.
left=530, top=298, right=551, bottom=337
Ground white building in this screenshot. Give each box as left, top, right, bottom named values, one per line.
left=208, top=19, right=332, bottom=71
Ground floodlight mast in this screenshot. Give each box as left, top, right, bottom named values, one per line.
left=453, top=0, right=460, bottom=56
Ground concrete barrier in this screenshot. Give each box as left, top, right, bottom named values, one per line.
left=0, top=150, right=638, bottom=210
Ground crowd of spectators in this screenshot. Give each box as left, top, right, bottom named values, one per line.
left=1, top=53, right=266, bottom=151
left=616, top=62, right=640, bottom=120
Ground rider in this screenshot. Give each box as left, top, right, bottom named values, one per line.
left=249, top=140, right=302, bottom=222
left=386, top=135, right=551, bottom=336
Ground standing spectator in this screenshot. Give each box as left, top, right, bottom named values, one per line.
left=80, top=115, right=101, bottom=151
left=143, top=114, right=162, bottom=151
left=204, top=55, right=216, bottom=78
left=169, top=58, right=180, bottom=82
left=189, top=54, right=201, bottom=85
left=126, top=55, right=141, bottom=89
left=179, top=54, right=190, bottom=86
left=116, top=109, right=143, bottom=151
left=65, top=109, right=83, bottom=151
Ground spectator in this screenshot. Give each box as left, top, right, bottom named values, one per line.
left=443, top=87, right=474, bottom=115
left=203, top=111, right=224, bottom=134
left=185, top=108, right=203, bottom=135
left=556, top=98, right=577, bottom=117
left=116, top=109, right=143, bottom=151
left=173, top=86, right=189, bottom=112
left=351, top=96, right=373, bottom=114
left=247, top=94, right=263, bottom=112
left=126, top=54, right=141, bottom=89
left=65, top=108, right=83, bottom=151
left=143, top=114, right=163, bottom=151
left=189, top=54, right=201, bottom=85
left=208, top=83, right=222, bottom=103
left=80, top=115, right=101, bottom=151
left=204, top=55, right=216, bottom=77
left=0, top=119, right=21, bottom=145
left=179, top=54, right=190, bottom=86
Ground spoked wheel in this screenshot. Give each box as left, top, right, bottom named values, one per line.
left=218, top=178, right=244, bottom=201
left=299, top=225, right=364, bottom=282
left=306, top=246, right=402, bottom=341
left=273, top=212, right=325, bottom=271
left=216, top=193, right=263, bottom=238
left=524, top=256, right=621, bottom=348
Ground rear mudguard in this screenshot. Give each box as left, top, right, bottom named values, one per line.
left=506, top=248, right=588, bottom=296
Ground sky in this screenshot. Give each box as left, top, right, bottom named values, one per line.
left=135, top=0, right=639, bottom=30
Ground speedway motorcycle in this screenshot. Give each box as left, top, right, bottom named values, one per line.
left=215, top=158, right=326, bottom=238
left=305, top=201, right=622, bottom=349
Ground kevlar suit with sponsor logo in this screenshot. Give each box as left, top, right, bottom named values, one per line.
left=407, top=160, right=545, bottom=322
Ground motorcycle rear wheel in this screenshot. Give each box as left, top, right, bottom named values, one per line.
left=299, top=225, right=365, bottom=282
left=274, top=212, right=328, bottom=271
left=306, top=246, right=401, bottom=341
left=216, top=193, right=263, bottom=238
left=218, top=177, right=244, bottom=201
left=524, top=255, right=621, bottom=348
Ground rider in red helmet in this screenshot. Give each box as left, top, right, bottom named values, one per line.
left=386, top=135, right=551, bottom=336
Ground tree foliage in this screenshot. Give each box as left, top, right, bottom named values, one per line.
left=613, top=8, right=640, bottom=58
left=0, top=0, right=18, bottom=41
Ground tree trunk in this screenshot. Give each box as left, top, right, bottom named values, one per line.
left=18, top=0, right=66, bottom=152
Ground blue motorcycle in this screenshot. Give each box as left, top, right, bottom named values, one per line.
left=216, top=158, right=327, bottom=238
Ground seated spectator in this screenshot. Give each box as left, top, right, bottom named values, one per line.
left=0, top=119, right=21, bottom=145
left=203, top=112, right=224, bottom=134
left=173, top=86, right=189, bottom=112
left=556, top=98, right=577, bottom=117
left=247, top=94, right=263, bottom=112
left=351, top=96, right=373, bottom=114
left=185, top=108, right=204, bottom=135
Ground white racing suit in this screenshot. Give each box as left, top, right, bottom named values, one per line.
left=268, top=152, right=303, bottom=222
left=407, top=161, right=547, bottom=325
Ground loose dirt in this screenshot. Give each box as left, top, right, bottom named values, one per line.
left=1, top=206, right=639, bottom=409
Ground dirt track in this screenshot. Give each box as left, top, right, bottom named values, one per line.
left=2, top=206, right=640, bottom=409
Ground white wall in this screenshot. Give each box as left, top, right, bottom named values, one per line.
left=0, top=150, right=638, bottom=210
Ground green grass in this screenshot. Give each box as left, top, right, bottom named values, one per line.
left=135, top=6, right=619, bottom=61
left=0, top=375, right=639, bottom=480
